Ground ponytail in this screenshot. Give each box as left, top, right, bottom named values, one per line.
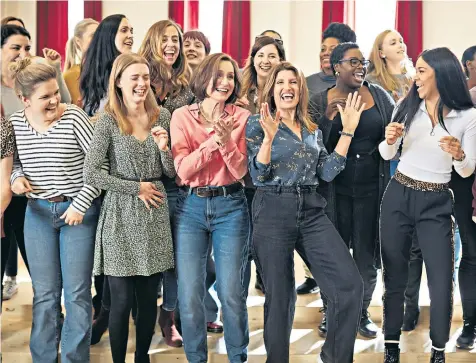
left=64, top=37, right=80, bottom=72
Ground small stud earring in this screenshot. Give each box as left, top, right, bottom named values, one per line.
left=335, top=71, right=340, bottom=77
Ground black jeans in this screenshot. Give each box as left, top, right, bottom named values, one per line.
left=450, top=171, right=476, bottom=322
left=108, top=273, right=161, bottom=363
left=3, top=196, right=29, bottom=275
left=252, top=186, right=363, bottom=363
left=335, top=192, right=379, bottom=310
left=381, top=179, right=454, bottom=349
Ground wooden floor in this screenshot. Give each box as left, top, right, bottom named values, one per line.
left=2, top=254, right=475, bottom=362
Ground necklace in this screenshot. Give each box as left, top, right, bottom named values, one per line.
left=199, top=102, right=225, bottom=123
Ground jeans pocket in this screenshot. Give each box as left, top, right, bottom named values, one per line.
left=251, top=192, right=265, bottom=223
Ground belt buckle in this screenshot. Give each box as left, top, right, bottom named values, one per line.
left=195, top=187, right=207, bottom=198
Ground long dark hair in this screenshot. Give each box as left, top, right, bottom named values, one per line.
left=393, top=47, right=474, bottom=132
left=79, top=14, right=125, bottom=115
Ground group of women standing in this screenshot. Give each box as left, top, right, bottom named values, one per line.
left=1, top=14, right=476, bottom=363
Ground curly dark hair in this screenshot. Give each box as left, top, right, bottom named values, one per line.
left=330, top=42, right=360, bottom=75
left=323, top=22, right=356, bottom=43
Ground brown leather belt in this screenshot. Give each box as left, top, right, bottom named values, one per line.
left=185, top=183, right=243, bottom=198
left=46, top=196, right=73, bottom=203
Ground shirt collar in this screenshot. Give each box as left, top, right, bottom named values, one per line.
left=188, top=102, right=235, bottom=121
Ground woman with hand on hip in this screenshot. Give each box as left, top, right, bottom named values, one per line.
left=246, top=61, right=365, bottom=363
left=84, top=53, right=175, bottom=363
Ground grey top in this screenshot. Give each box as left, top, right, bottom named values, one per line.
left=306, top=71, right=336, bottom=97
left=379, top=102, right=476, bottom=183
left=83, top=108, right=176, bottom=276
left=1, top=62, right=71, bottom=119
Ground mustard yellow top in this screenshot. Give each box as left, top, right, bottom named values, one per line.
left=63, top=64, right=81, bottom=106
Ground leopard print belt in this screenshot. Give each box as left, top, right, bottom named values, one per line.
left=394, top=170, right=449, bottom=192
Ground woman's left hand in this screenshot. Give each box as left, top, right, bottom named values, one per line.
left=439, top=136, right=464, bottom=160
left=60, top=206, right=84, bottom=226
left=42, top=48, right=61, bottom=67
left=152, top=126, right=169, bottom=151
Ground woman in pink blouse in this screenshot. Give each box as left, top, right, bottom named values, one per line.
left=171, top=53, right=250, bottom=363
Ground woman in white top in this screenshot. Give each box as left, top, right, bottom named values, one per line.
left=379, top=47, right=476, bottom=363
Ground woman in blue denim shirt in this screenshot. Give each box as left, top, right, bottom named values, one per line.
left=246, top=61, right=365, bottom=363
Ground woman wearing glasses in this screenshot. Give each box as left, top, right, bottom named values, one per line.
left=310, top=42, right=395, bottom=339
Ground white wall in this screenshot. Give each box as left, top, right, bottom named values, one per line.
left=102, top=0, right=168, bottom=53
left=423, top=0, right=476, bottom=60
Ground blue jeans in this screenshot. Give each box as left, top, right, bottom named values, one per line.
left=175, top=187, right=250, bottom=363
left=163, top=182, right=179, bottom=311
left=24, top=198, right=99, bottom=363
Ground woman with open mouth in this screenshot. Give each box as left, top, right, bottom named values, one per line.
left=310, top=42, right=395, bottom=340
left=171, top=53, right=251, bottom=363
left=9, top=59, right=101, bottom=363
left=138, top=19, right=195, bottom=348
left=183, top=30, right=211, bottom=74
left=84, top=53, right=175, bottom=363
left=380, top=47, right=476, bottom=363
left=246, top=61, right=365, bottom=363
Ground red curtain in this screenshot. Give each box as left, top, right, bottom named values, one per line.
left=169, top=0, right=185, bottom=29
left=84, top=0, right=102, bottom=21
left=395, top=0, right=423, bottom=62
left=37, top=1, right=69, bottom=61
left=222, top=0, right=250, bottom=67
left=188, top=0, right=199, bottom=30
left=322, top=0, right=345, bottom=32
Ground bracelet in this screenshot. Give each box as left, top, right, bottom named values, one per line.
left=339, top=131, right=354, bottom=138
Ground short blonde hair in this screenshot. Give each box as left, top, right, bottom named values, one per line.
left=105, top=53, right=160, bottom=135
left=10, top=58, right=57, bottom=98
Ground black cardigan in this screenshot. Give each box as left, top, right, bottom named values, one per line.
left=309, top=81, right=395, bottom=260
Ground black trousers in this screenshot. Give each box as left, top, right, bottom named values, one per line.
left=450, top=171, right=476, bottom=322
left=381, top=179, right=454, bottom=349
left=335, top=192, right=379, bottom=310
left=252, top=187, right=363, bottom=363
left=108, top=273, right=161, bottom=363
left=3, top=196, right=29, bottom=275
left=404, top=240, right=423, bottom=309
left=1, top=236, right=11, bottom=302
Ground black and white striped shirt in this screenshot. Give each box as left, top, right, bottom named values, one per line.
left=10, top=104, right=102, bottom=214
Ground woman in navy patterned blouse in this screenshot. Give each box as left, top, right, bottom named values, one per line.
left=246, top=61, right=364, bottom=363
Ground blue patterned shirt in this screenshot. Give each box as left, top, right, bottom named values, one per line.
left=246, top=114, right=346, bottom=186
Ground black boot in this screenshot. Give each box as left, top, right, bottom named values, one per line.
left=401, top=306, right=420, bottom=331
left=430, top=348, right=445, bottom=363
left=456, top=320, right=476, bottom=350
left=318, top=308, right=327, bottom=338
left=384, top=346, right=400, bottom=363
left=358, top=309, right=378, bottom=338
left=255, top=271, right=265, bottom=293
left=296, top=277, right=319, bottom=295
left=91, top=306, right=109, bottom=345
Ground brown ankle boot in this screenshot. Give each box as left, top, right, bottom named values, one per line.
left=158, top=305, right=183, bottom=347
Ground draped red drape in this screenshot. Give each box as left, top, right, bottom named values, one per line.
left=84, top=0, right=102, bottom=21
left=188, top=0, right=199, bottom=30
left=169, top=0, right=185, bottom=29
left=395, top=0, right=423, bottom=62
left=322, top=0, right=345, bottom=32
left=222, top=0, right=250, bottom=67
left=37, top=0, right=69, bottom=61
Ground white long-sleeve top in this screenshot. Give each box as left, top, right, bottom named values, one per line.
left=379, top=102, right=476, bottom=183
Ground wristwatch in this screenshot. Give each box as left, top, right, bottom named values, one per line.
left=453, top=151, right=466, bottom=162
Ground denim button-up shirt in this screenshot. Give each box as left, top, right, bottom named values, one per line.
left=246, top=114, right=346, bottom=186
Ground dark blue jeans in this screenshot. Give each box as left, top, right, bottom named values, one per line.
left=252, top=187, right=363, bottom=363
left=175, top=187, right=250, bottom=363
left=24, top=198, right=100, bottom=363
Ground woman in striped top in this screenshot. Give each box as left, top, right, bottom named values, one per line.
left=9, top=59, right=101, bottom=363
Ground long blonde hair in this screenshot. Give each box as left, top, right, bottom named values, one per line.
left=138, top=20, right=189, bottom=98
left=105, top=53, right=160, bottom=135
left=368, top=30, right=413, bottom=94
left=260, top=62, right=317, bottom=133
left=64, top=18, right=99, bottom=72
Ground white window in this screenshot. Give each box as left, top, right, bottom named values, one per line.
left=68, top=0, right=85, bottom=39
left=355, top=0, right=397, bottom=57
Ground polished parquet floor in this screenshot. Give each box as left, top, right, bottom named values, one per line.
left=1, top=253, right=475, bottom=362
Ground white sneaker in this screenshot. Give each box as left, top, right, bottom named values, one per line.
left=2, top=280, right=18, bottom=300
